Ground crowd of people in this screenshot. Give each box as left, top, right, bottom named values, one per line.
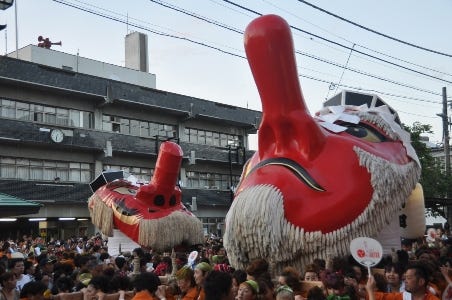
left=0, top=227, right=452, bottom=300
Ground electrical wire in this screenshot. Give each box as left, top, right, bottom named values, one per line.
left=148, top=0, right=444, bottom=97
left=51, top=0, right=444, bottom=113
left=51, top=0, right=246, bottom=60
left=296, top=0, right=452, bottom=58
left=259, top=0, right=452, bottom=79
left=221, top=0, right=452, bottom=85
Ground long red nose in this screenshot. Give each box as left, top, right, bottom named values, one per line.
left=245, top=15, right=326, bottom=162
left=150, top=141, right=183, bottom=192
left=135, top=141, right=182, bottom=207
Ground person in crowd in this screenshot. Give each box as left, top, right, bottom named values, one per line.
left=131, top=272, right=169, bottom=300
left=54, top=276, right=75, bottom=294
left=82, top=275, right=111, bottom=300
left=0, top=271, right=20, bottom=300
left=174, top=266, right=199, bottom=300
left=322, top=269, right=344, bottom=297
left=193, top=262, right=212, bottom=300
left=366, top=263, right=440, bottom=300
left=236, top=280, right=258, bottom=300
left=245, top=259, right=273, bottom=299
left=19, top=281, right=47, bottom=300
left=256, top=277, right=275, bottom=300
left=384, top=263, right=405, bottom=292
left=440, top=263, right=452, bottom=300
left=114, top=256, right=129, bottom=277
left=210, top=246, right=227, bottom=265
left=307, top=286, right=326, bottom=300
left=153, top=256, right=171, bottom=277
left=278, top=267, right=303, bottom=300
left=304, top=264, right=320, bottom=282
left=0, top=242, right=11, bottom=259
left=37, top=258, right=56, bottom=280
left=276, top=285, right=295, bottom=300
left=203, top=270, right=233, bottom=300
left=9, top=257, right=33, bottom=292
left=23, top=261, right=36, bottom=282
left=245, top=259, right=269, bottom=282
left=231, top=270, right=247, bottom=298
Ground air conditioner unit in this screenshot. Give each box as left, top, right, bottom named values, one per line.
left=211, top=186, right=219, bottom=190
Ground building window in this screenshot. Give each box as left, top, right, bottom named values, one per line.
left=0, top=156, right=93, bottom=183
left=0, top=98, right=93, bottom=128
left=185, top=171, right=240, bottom=190
left=104, top=165, right=154, bottom=183
left=183, top=128, right=241, bottom=148
left=199, top=217, right=225, bottom=236
left=102, top=114, right=176, bottom=139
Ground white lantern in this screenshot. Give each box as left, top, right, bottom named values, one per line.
left=400, top=183, right=425, bottom=239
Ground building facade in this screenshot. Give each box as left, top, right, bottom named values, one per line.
left=0, top=44, right=261, bottom=241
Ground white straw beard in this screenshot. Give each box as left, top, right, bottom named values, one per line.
left=224, top=147, right=420, bottom=275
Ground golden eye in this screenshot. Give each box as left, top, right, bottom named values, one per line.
left=344, top=124, right=386, bottom=142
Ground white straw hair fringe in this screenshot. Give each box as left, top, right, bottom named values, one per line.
left=139, top=210, right=204, bottom=251
left=224, top=146, right=420, bottom=276
left=88, top=194, right=114, bottom=236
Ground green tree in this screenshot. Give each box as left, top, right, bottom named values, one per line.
left=404, top=122, right=452, bottom=216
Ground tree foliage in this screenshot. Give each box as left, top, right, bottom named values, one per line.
left=403, top=122, right=452, bottom=216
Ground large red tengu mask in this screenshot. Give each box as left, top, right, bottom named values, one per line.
left=88, top=141, right=203, bottom=251
left=223, top=15, right=421, bottom=273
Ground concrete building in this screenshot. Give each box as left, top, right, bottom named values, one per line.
left=0, top=35, right=260, bottom=241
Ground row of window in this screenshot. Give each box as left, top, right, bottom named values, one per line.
left=199, top=217, right=225, bottom=225
left=0, top=98, right=243, bottom=148
left=0, top=158, right=242, bottom=190
left=102, top=115, right=176, bottom=139
left=103, top=165, right=154, bottom=183
left=0, top=99, right=93, bottom=128
left=182, top=128, right=241, bottom=147
left=0, top=157, right=92, bottom=183
left=0, top=158, right=241, bottom=190
left=185, top=171, right=240, bottom=190
left=103, top=167, right=240, bottom=191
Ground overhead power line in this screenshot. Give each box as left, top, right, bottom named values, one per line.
left=299, top=73, right=440, bottom=105
left=259, top=0, right=452, bottom=79
left=296, top=0, right=452, bottom=58
left=148, top=0, right=444, bottom=97
left=221, top=0, right=452, bottom=86
left=51, top=0, right=444, bottom=108
left=52, top=0, right=245, bottom=59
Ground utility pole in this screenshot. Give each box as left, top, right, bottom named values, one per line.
left=440, top=87, right=452, bottom=227
left=443, top=87, right=450, bottom=177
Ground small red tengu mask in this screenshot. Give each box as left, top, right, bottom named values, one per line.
left=223, top=15, right=420, bottom=274
left=88, top=141, right=203, bottom=251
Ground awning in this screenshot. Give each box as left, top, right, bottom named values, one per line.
left=0, top=192, right=42, bottom=217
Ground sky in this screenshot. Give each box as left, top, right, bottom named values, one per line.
left=1, top=0, right=452, bottom=149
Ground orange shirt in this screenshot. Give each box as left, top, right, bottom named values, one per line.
left=131, top=290, right=175, bottom=300
left=197, top=289, right=205, bottom=300
left=180, top=287, right=199, bottom=300
left=131, top=290, right=156, bottom=300
left=373, top=291, right=440, bottom=300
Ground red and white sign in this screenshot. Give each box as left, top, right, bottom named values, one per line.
left=350, top=237, right=383, bottom=267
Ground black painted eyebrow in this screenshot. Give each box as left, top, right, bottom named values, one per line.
left=248, top=157, right=325, bottom=192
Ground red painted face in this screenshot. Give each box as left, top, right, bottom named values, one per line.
left=88, top=141, right=203, bottom=251
left=224, top=15, right=420, bottom=274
